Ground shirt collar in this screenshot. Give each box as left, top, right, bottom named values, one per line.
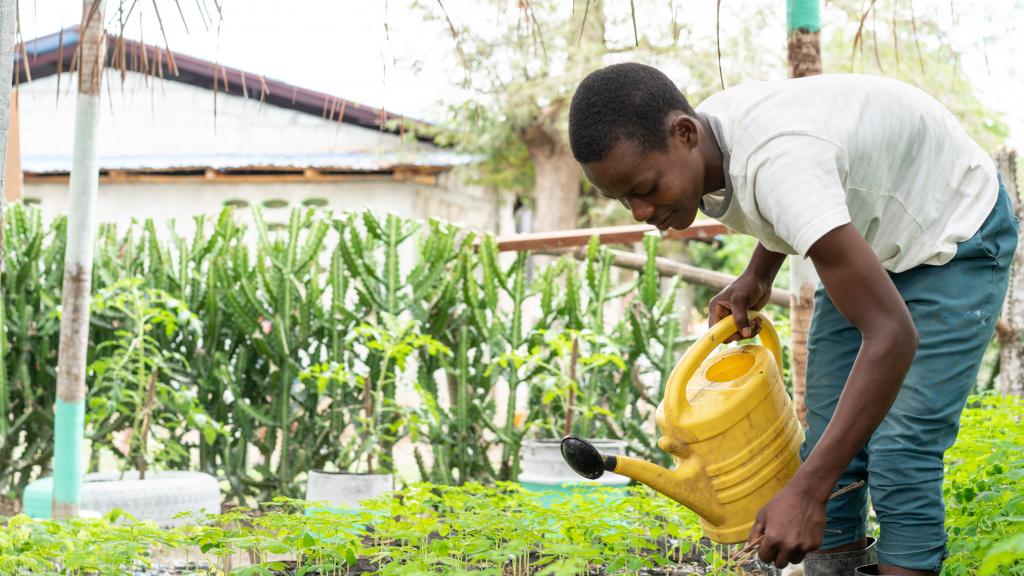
left=698, top=112, right=733, bottom=219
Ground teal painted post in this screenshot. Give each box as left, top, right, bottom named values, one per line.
left=52, top=0, right=106, bottom=520
left=52, top=400, right=86, bottom=508
left=786, top=0, right=821, bottom=33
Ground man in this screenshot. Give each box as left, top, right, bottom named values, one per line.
left=567, top=63, right=1017, bottom=575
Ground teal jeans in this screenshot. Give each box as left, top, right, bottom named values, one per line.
left=800, top=179, right=1018, bottom=571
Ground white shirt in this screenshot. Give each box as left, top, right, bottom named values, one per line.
left=695, top=74, right=999, bottom=273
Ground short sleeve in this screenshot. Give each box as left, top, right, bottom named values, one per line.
left=749, top=135, right=851, bottom=257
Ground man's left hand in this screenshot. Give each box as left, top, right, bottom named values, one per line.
left=748, top=483, right=827, bottom=568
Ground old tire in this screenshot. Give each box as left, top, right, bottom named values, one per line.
left=22, top=471, right=221, bottom=527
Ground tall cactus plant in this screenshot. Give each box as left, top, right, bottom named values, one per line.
left=4, top=204, right=704, bottom=499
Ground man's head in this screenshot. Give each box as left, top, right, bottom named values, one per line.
left=569, top=63, right=718, bottom=230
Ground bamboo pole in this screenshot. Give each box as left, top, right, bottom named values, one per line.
left=494, top=221, right=726, bottom=252
left=540, top=247, right=793, bottom=308
left=52, top=0, right=106, bottom=520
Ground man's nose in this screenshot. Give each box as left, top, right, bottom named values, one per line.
left=626, top=198, right=655, bottom=222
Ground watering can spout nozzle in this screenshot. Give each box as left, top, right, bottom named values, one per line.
left=560, top=436, right=616, bottom=480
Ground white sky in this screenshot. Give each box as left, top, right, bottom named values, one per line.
left=17, top=0, right=1024, bottom=148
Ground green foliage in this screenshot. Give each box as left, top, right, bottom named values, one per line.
left=943, top=394, right=1024, bottom=575
left=88, top=278, right=222, bottom=476
left=2, top=399, right=1020, bottom=574
left=0, top=207, right=64, bottom=495
left=0, top=483, right=732, bottom=575
left=1, top=205, right=697, bottom=501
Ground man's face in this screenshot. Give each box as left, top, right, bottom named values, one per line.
left=581, top=115, right=706, bottom=231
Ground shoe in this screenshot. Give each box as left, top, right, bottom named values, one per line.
left=802, top=538, right=877, bottom=576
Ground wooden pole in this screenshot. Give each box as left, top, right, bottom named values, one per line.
left=786, top=0, right=823, bottom=427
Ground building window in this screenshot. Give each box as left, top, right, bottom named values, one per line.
left=23, top=197, right=42, bottom=206
left=263, top=199, right=289, bottom=209
left=302, top=197, right=329, bottom=208
left=224, top=199, right=249, bottom=208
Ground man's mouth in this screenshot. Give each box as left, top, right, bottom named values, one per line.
left=652, top=211, right=675, bottom=230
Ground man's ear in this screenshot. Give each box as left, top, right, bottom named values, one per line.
left=668, top=114, right=700, bottom=149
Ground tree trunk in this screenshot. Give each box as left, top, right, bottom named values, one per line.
left=523, top=122, right=581, bottom=232
left=786, top=0, right=822, bottom=427
left=995, top=147, right=1023, bottom=396
left=517, top=0, right=603, bottom=233
left=0, top=0, right=18, bottom=444
left=53, top=0, right=106, bottom=520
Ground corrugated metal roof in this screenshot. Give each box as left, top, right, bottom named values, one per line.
left=22, top=151, right=475, bottom=174
left=18, top=28, right=434, bottom=135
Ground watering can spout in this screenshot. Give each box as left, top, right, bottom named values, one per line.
left=560, top=436, right=720, bottom=523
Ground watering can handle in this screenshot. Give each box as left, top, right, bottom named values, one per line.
left=664, top=311, right=783, bottom=423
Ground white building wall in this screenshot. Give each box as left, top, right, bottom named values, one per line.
left=19, top=71, right=430, bottom=158
left=25, top=176, right=503, bottom=238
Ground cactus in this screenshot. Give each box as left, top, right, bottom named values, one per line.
left=2, top=204, right=698, bottom=498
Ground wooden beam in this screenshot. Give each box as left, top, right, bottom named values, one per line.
left=494, top=220, right=728, bottom=252
left=543, top=246, right=792, bottom=308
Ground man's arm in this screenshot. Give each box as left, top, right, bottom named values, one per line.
left=746, top=242, right=788, bottom=284
left=797, top=223, right=917, bottom=497
left=753, top=223, right=918, bottom=566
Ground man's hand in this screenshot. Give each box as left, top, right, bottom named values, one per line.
left=708, top=243, right=787, bottom=342
left=708, top=273, right=772, bottom=342
left=749, top=483, right=827, bottom=568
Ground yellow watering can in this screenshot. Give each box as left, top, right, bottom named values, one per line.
left=561, top=312, right=803, bottom=544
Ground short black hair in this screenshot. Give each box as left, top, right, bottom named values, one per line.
left=568, top=63, right=695, bottom=164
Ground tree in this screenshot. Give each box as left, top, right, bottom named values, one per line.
left=821, top=0, right=1009, bottom=151
left=52, top=0, right=107, bottom=520
left=996, top=148, right=1023, bottom=396
left=0, top=0, right=17, bottom=448
left=426, top=0, right=783, bottom=232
